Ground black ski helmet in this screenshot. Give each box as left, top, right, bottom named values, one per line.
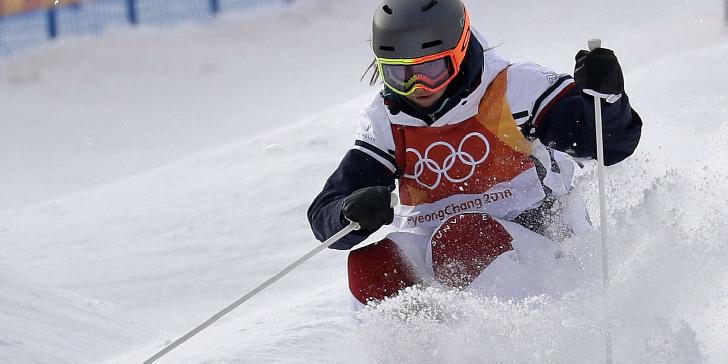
left=372, top=0, right=471, bottom=60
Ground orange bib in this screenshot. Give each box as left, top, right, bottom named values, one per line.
left=391, top=69, right=545, bottom=229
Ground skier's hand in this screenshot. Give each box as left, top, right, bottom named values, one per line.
left=341, top=186, right=394, bottom=232
left=574, top=47, right=624, bottom=96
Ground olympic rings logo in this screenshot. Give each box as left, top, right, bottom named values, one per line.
left=404, top=132, right=491, bottom=190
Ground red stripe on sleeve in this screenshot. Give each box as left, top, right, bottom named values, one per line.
left=533, top=83, right=576, bottom=127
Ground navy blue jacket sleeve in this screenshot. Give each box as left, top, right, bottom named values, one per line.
left=307, top=149, right=396, bottom=250
left=534, top=88, right=642, bottom=166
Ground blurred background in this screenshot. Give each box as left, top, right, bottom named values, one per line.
left=2, top=0, right=361, bottom=210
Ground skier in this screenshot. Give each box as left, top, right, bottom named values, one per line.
left=308, top=0, right=641, bottom=307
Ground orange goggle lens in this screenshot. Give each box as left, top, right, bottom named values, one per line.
left=375, top=13, right=471, bottom=97
left=379, top=56, right=456, bottom=96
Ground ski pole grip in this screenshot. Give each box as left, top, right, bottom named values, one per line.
left=588, top=38, right=601, bottom=51
left=390, top=193, right=399, bottom=208
left=584, top=38, right=621, bottom=104
left=344, top=193, right=397, bottom=230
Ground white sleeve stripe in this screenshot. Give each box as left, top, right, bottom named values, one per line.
left=354, top=139, right=397, bottom=165
left=532, top=78, right=575, bottom=124
left=353, top=146, right=397, bottom=173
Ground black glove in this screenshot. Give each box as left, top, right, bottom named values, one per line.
left=341, top=186, right=394, bottom=232
left=574, top=48, right=624, bottom=96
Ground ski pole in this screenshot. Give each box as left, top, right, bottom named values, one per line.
left=583, top=38, right=620, bottom=364
left=583, top=38, right=618, bottom=291
left=144, top=193, right=398, bottom=363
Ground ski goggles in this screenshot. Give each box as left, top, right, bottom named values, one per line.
left=376, top=12, right=471, bottom=96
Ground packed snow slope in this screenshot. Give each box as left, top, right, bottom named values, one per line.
left=1, top=0, right=727, bottom=363
left=0, top=265, right=147, bottom=363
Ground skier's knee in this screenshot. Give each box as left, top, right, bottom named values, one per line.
left=431, top=213, right=514, bottom=288
left=347, top=239, right=419, bottom=305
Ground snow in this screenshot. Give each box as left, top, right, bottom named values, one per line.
left=0, top=265, right=146, bottom=363
left=1, top=0, right=728, bottom=362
